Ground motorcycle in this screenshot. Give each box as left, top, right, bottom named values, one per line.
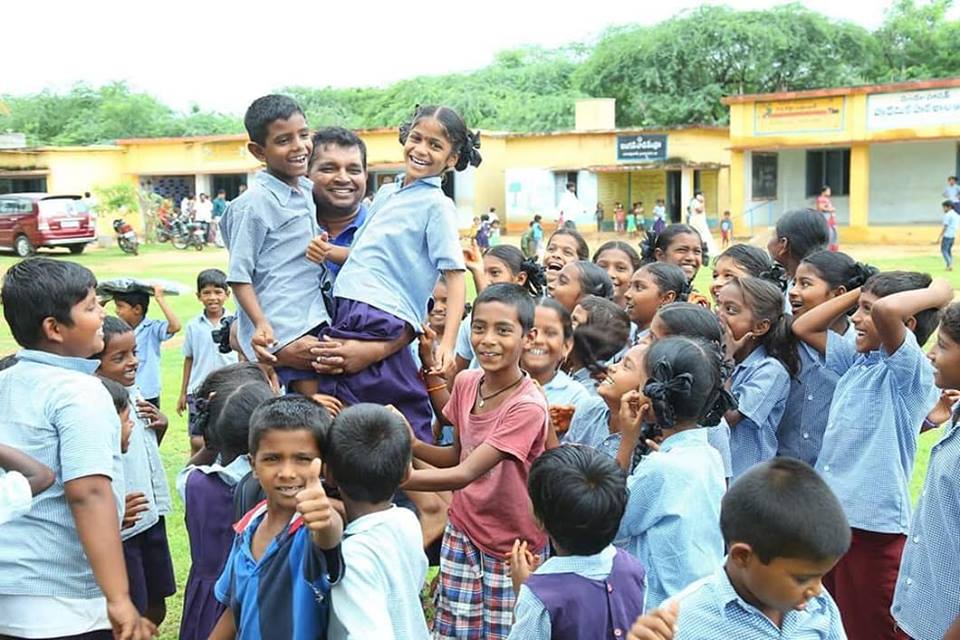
left=112, top=218, right=139, bottom=255
left=172, top=220, right=206, bottom=251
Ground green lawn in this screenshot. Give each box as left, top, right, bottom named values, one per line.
left=0, top=241, right=954, bottom=638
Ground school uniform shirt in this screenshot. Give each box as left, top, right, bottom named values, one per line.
left=328, top=506, right=429, bottom=640
left=0, top=470, right=31, bottom=526
left=815, top=330, right=938, bottom=534
left=0, top=350, right=124, bottom=638
left=562, top=403, right=611, bottom=449
left=543, top=370, right=608, bottom=430
left=508, top=545, right=645, bottom=640
left=668, top=564, right=846, bottom=639
left=134, top=317, right=172, bottom=399
left=942, top=209, right=960, bottom=238
left=220, top=170, right=331, bottom=362
left=322, top=203, right=367, bottom=279
left=215, top=501, right=344, bottom=640
left=615, top=429, right=725, bottom=609
left=182, top=312, right=239, bottom=395
left=776, top=328, right=856, bottom=466
left=120, top=386, right=172, bottom=540
left=443, top=370, right=548, bottom=557
left=725, top=345, right=790, bottom=479
left=891, top=408, right=960, bottom=639
left=335, top=175, right=465, bottom=332
left=454, top=317, right=479, bottom=369
left=569, top=367, right=600, bottom=394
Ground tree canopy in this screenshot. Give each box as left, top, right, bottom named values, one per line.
left=2, top=1, right=958, bottom=145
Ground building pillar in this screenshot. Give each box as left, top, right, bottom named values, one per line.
left=729, top=151, right=745, bottom=235
left=849, top=143, right=869, bottom=231
left=680, top=168, right=694, bottom=220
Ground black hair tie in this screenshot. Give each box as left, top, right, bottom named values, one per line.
left=759, top=263, right=790, bottom=293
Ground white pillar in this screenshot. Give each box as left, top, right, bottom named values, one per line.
left=680, top=168, right=695, bottom=220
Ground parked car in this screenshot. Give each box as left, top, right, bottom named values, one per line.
left=0, top=193, right=97, bottom=257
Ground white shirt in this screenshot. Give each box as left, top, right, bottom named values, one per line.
left=0, top=470, right=31, bottom=525
left=328, top=506, right=429, bottom=640
left=195, top=199, right=213, bottom=222
left=0, top=595, right=109, bottom=638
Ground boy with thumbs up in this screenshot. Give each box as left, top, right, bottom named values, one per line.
left=210, top=396, right=344, bottom=640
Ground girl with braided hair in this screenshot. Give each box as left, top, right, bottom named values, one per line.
left=614, top=335, right=735, bottom=609
left=321, top=105, right=482, bottom=443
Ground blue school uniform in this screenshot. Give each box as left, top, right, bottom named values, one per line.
left=134, top=318, right=172, bottom=400
left=454, top=317, right=478, bottom=369
left=815, top=331, right=938, bottom=534
left=561, top=403, right=625, bottom=462
left=215, top=501, right=343, bottom=640
left=543, top=370, right=607, bottom=421
left=725, top=345, right=790, bottom=478
left=776, top=328, right=855, bottom=466
left=219, top=171, right=330, bottom=362
left=615, top=429, right=725, bottom=609
left=669, top=565, right=846, bottom=639
left=891, top=407, right=960, bottom=639
left=322, top=204, right=367, bottom=279
left=334, top=176, right=464, bottom=333
left=0, top=350, right=124, bottom=637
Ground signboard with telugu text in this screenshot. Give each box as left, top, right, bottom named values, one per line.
left=616, top=134, right=667, bottom=162
left=867, top=88, right=960, bottom=130
left=753, top=96, right=845, bottom=135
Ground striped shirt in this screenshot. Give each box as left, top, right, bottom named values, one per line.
left=727, top=345, right=790, bottom=478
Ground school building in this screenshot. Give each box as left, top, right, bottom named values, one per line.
left=0, top=98, right=731, bottom=238
left=723, top=77, right=960, bottom=243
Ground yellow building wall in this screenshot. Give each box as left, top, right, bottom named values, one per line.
left=728, top=89, right=960, bottom=243
left=122, top=137, right=258, bottom=176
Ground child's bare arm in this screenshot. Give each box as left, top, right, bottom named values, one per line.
left=0, top=444, right=54, bottom=496
left=177, top=357, right=193, bottom=416
left=872, top=279, right=953, bottom=355
left=402, top=443, right=506, bottom=492
left=433, top=270, right=466, bottom=377
left=231, top=283, right=276, bottom=363
left=152, top=285, right=181, bottom=336
left=791, top=288, right=861, bottom=354
left=209, top=609, right=237, bottom=640
left=67, top=474, right=156, bottom=639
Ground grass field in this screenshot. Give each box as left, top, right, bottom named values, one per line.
left=0, top=238, right=954, bottom=638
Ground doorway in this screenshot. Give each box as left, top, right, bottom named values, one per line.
left=211, top=174, right=247, bottom=200
left=666, top=170, right=682, bottom=223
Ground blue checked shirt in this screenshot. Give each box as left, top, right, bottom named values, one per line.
left=133, top=318, right=172, bottom=399
left=334, top=175, right=465, bottom=331
left=544, top=370, right=607, bottom=427
left=815, top=330, right=938, bottom=534
left=182, top=313, right=239, bottom=394
left=776, top=330, right=856, bottom=466
left=120, top=386, right=172, bottom=540
left=726, top=345, right=790, bottom=479
left=220, top=171, right=331, bottom=362
left=563, top=403, right=610, bottom=449
left=669, top=565, right=846, bottom=639
left=0, top=350, right=125, bottom=598
left=891, top=408, right=960, bottom=639
left=616, top=429, right=725, bottom=609
left=508, top=545, right=619, bottom=640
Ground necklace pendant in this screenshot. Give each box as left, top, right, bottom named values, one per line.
left=478, top=397, right=484, bottom=408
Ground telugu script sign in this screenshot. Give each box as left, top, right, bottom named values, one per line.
left=616, top=134, right=667, bottom=162
left=867, top=88, right=960, bottom=130
left=753, top=97, right=845, bottom=135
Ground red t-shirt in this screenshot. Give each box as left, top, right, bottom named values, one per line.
left=443, top=370, right=548, bottom=556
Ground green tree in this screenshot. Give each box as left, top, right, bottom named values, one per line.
left=871, top=0, right=960, bottom=81
left=574, top=4, right=876, bottom=126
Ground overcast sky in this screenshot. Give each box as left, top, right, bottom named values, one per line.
left=4, top=0, right=935, bottom=113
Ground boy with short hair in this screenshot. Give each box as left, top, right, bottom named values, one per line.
left=325, top=404, right=430, bottom=639
left=937, top=200, right=959, bottom=271
left=627, top=458, right=850, bottom=640
left=219, top=95, right=331, bottom=389
left=93, top=316, right=176, bottom=626
left=211, top=396, right=343, bottom=640
left=113, top=284, right=181, bottom=408
left=793, top=272, right=952, bottom=640
left=508, top=445, right=645, bottom=639
left=0, top=257, right=155, bottom=640
left=404, top=284, right=549, bottom=639
left=177, top=268, right=239, bottom=454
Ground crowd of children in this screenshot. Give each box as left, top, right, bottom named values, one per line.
left=2, top=93, right=960, bottom=640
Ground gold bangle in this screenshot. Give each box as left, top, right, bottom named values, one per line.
left=426, top=383, right=447, bottom=393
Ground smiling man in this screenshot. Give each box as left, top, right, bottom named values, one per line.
left=307, top=127, right=369, bottom=278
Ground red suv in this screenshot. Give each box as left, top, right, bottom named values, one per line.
left=0, top=193, right=96, bottom=257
